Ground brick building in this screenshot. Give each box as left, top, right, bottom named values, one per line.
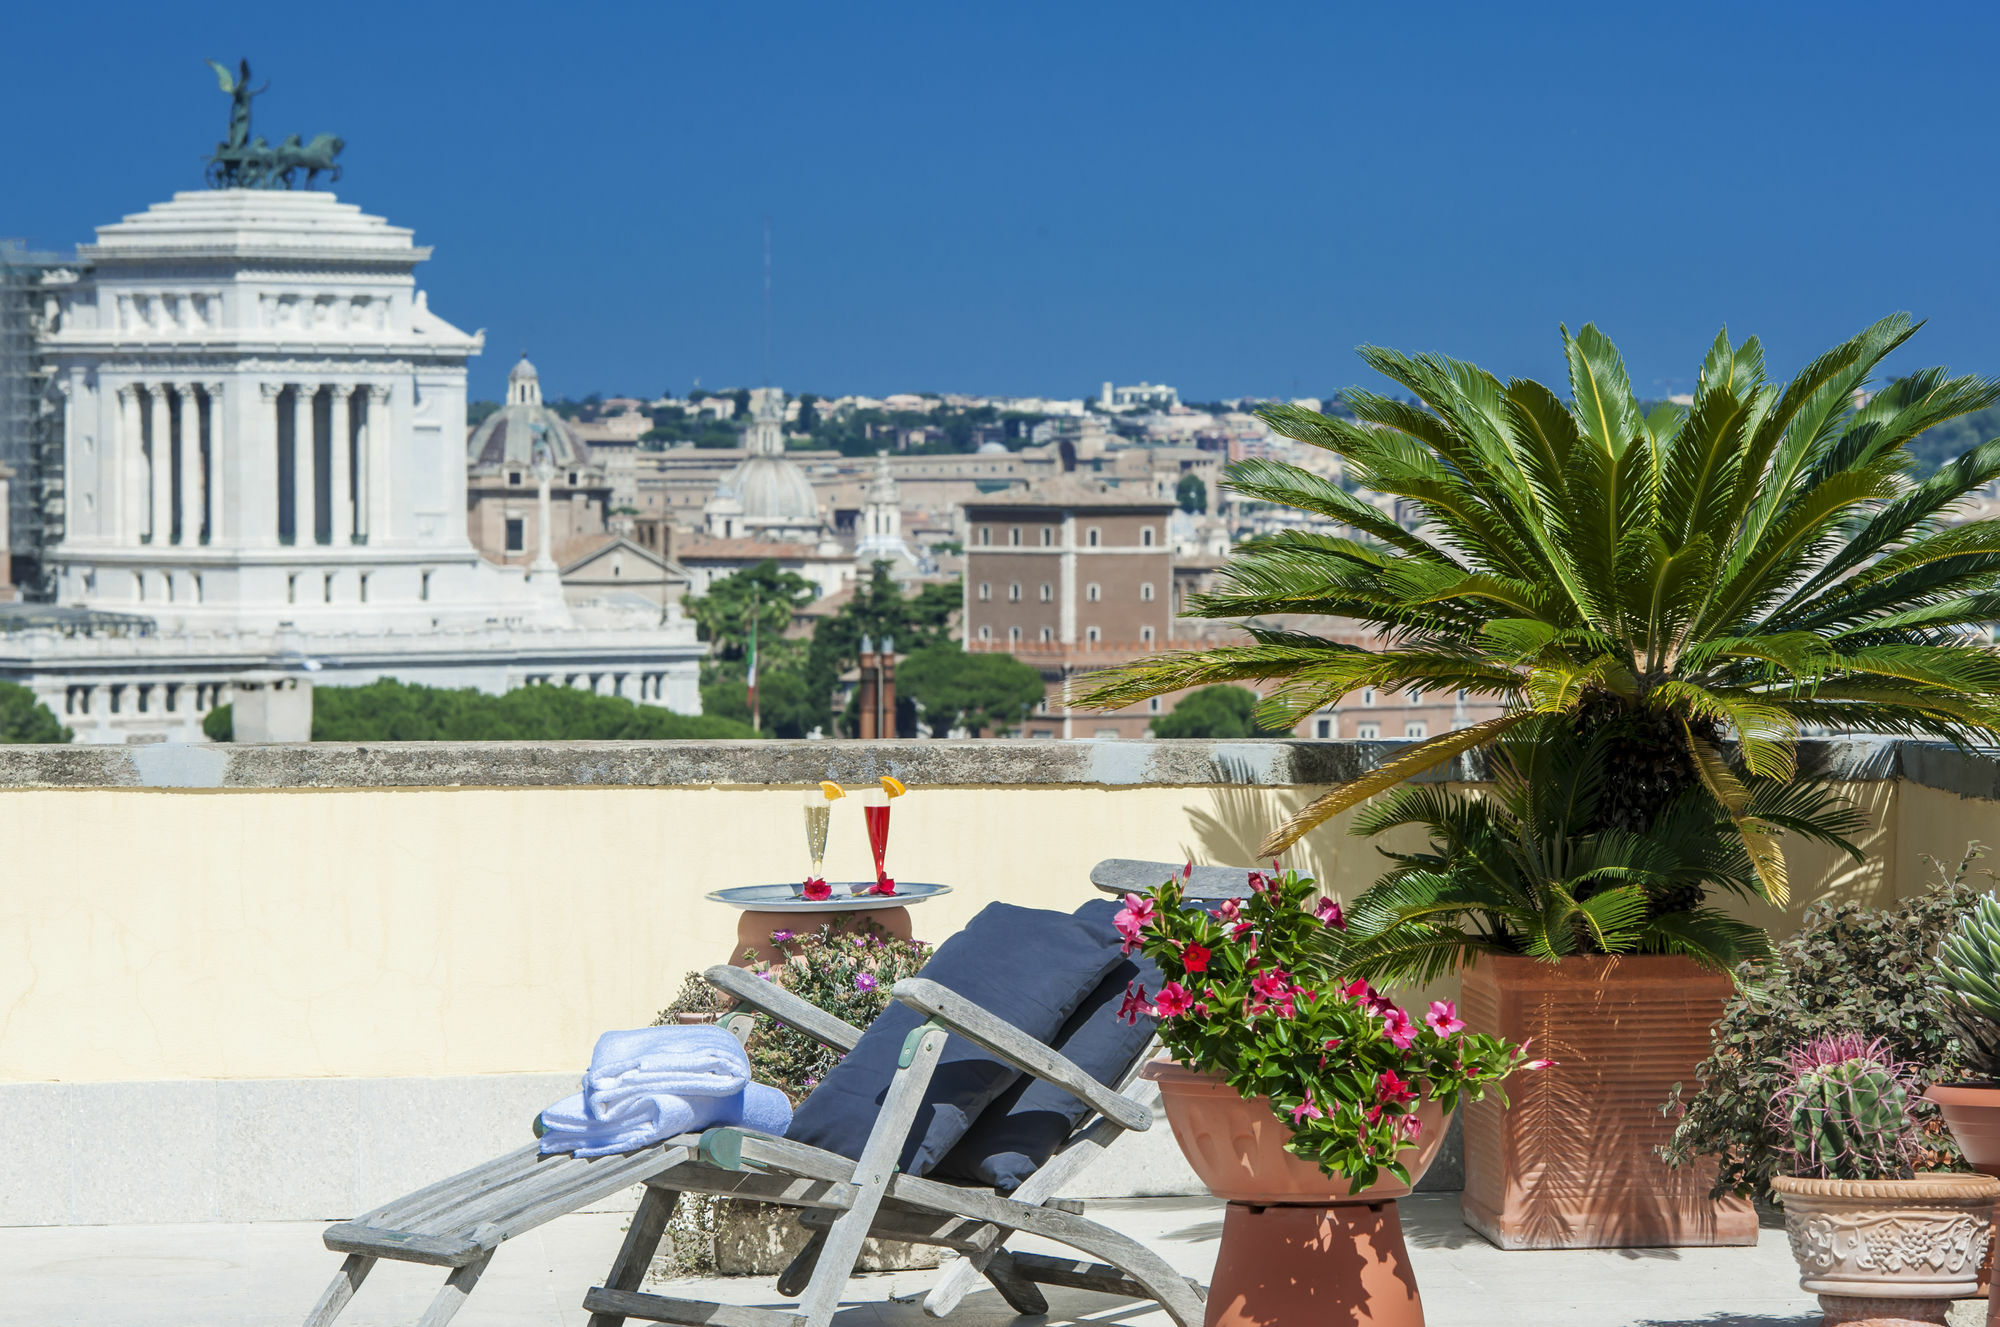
left=961, top=477, right=1177, bottom=738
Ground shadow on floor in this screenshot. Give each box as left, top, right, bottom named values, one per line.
left=1631, top=1317, right=1816, bottom=1327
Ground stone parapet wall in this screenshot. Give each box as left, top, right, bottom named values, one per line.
left=0, top=736, right=1990, bottom=1224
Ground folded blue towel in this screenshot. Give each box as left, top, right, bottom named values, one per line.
left=536, top=1024, right=792, bottom=1157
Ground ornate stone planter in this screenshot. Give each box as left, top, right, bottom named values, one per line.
left=1144, top=1060, right=1447, bottom=1327
left=1769, top=1173, right=2000, bottom=1327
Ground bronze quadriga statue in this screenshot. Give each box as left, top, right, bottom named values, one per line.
left=202, top=58, right=343, bottom=190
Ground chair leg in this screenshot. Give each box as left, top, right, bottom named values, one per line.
left=980, top=1249, right=1051, bottom=1316
left=302, top=1252, right=374, bottom=1327
left=795, top=1026, right=949, bottom=1326
left=587, top=1185, right=680, bottom=1327
left=775, top=1228, right=827, bottom=1297
left=923, top=1235, right=1005, bottom=1319
left=413, top=1249, right=494, bottom=1327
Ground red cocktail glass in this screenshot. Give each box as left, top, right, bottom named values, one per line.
left=864, top=802, right=892, bottom=890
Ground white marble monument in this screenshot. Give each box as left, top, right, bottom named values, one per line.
left=9, top=189, right=703, bottom=742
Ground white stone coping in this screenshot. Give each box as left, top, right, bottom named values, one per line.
left=0, top=736, right=1981, bottom=796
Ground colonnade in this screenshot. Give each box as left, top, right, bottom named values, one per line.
left=115, top=382, right=218, bottom=547
left=267, top=382, right=387, bottom=547
left=108, top=380, right=390, bottom=548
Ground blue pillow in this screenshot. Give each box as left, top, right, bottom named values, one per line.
left=933, top=899, right=1163, bottom=1192
left=784, top=902, right=1123, bottom=1177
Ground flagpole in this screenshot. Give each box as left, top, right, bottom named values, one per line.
left=748, top=587, right=761, bottom=734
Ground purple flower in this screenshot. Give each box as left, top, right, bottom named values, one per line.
left=770, top=929, right=795, bottom=945
left=854, top=973, right=879, bottom=992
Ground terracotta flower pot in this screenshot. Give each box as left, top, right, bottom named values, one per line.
left=1770, top=1173, right=2000, bottom=1327
left=1458, top=953, right=1757, bottom=1249
left=1142, top=1060, right=1445, bottom=1327
left=1926, top=1085, right=2000, bottom=1177
left=1143, top=1059, right=1448, bottom=1202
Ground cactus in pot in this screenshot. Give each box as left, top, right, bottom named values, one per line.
left=1774, top=1035, right=1917, bottom=1181
left=1768, top=1034, right=1999, bottom=1323
left=1929, top=890, right=2000, bottom=1180
left=1937, top=891, right=2000, bottom=1082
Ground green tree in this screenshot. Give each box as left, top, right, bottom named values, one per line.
left=684, top=561, right=817, bottom=663
left=897, top=643, right=1045, bottom=736
left=796, top=393, right=820, bottom=432
left=806, top=564, right=961, bottom=734
left=1176, top=471, right=1208, bottom=514
left=1149, top=685, right=1283, bottom=738
left=0, top=682, right=70, bottom=742
left=1081, top=315, right=2000, bottom=888
left=731, top=388, right=751, bottom=420
left=202, top=679, right=760, bottom=741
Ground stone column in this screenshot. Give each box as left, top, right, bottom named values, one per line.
left=351, top=387, right=369, bottom=542
left=204, top=383, right=225, bottom=544
left=259, top=383, right=283, bottom=546
left=116, top=386, right=140, bottom=544
left=147, top=386, right=171, bottom=545
left=291, top=385, right=316, bottom=546
left=175, top=385, right=200, bottom=545
left=328, top=385, right=352, bottom=544
left=365, top=385, right=391, bottom=544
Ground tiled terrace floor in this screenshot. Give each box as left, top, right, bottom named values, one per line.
left=0, top=1193, right=1966, bottom=1327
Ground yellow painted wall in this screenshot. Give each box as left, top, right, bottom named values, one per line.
left=2, top=777, right=1991, bottom=1085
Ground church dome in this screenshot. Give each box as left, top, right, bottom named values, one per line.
left=468, top=353, right=590, bottom=470
left=722, top=455, right=821, bottom=522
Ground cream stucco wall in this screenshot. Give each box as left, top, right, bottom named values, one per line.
left=5, top=764, right=1993, bottom=1086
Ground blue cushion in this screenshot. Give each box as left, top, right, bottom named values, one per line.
left=784, top=902, right=1123, bottom=1177
left=933, top=899, right=1163, bottom=1192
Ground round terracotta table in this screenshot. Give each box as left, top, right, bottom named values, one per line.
left=706, top=882, right=950, bottom=966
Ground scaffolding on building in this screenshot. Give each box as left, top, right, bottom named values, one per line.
left=0, top=240, right=78, bottom=601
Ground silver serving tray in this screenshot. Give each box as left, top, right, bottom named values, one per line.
left=705, top=882, right=952, bottom=912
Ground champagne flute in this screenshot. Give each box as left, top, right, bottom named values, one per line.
left=803, top=790, right=831, bottom=879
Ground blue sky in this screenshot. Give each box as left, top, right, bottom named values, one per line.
left=8, top=2, right=1998, bottom=405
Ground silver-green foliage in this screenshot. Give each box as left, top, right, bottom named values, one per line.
left=1935, top=891, right=2000, bottom=1080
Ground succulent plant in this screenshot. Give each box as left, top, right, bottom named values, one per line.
left=1938, top=893, right=2000, bottom=1081
left=1773, top=1034, right=1918, bottom=1181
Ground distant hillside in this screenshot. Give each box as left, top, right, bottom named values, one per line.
left=1909, top=404, right=2000, bottom=474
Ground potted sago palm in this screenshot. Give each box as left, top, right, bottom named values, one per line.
left=1118, top=864, right=1539, bottom=1327
left=1325, top=718, right=1859, bottom=1249
left=1769, top=1035, right=1999, bottom=1327
left=1928, top=892, right=2000, bottom=1175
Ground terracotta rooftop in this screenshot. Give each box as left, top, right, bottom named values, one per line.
left=674, top=536, right=845, bottom=561
left=961, top=474, right=1175, bottom=510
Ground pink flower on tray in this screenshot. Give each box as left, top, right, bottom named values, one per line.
left=1152, top=981, right=1194, bottom=1018
left=1181, top=943, right=1211, bottom=975
left=871, top=878, right=898, bottom=896
left=800, top=877, right=832, bottom=901
left=1117, top=981, right=1151, bottom=1026
left=1424, top=1000, right=1465, bottom=1036
left=1314, top=896, right=1346, bottom=929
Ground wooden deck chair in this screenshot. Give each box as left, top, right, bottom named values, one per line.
left=1088, top=857, right=1259, bottom=903
left=304, top=960, right=1205, bottom=1327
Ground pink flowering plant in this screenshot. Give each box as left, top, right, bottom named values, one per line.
left=1122, top=865, right=1540, bottom=1192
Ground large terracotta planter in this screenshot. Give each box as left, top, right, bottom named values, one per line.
left=1770, top=1173, right=2000, bottom=1327
left=1143, top=1060, right=1446, bottom=1327
left=1458, top=953, right=1756, bottom=1249
left=1926, top=1085, right=2000, bottom=1177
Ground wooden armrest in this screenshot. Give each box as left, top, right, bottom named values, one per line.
left=704, top=965, right=864, bottom=1052
left=1090, top=858, right=1256, bottom=901
left=890, top=978, right=1152, bottom=1133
